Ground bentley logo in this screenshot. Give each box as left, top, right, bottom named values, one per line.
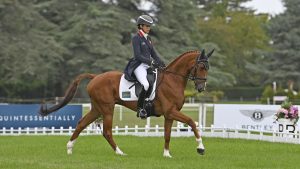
left=240, top=109, right=274, bottom=122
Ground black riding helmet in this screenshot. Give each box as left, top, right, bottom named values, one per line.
left=137, top=15, right=153, bottom=26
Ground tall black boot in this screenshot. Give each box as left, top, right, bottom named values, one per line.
left=137, top=88, right=147, bottom=119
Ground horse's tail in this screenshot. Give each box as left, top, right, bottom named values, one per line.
left=39, top=73, right=97, bottom=116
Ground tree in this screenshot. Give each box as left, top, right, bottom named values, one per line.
left=0, top=0, right=67, bottom=97
left=197, top=1, right=270, bottom=86
left=267, top=0, right=300, bottom=90
left=152, top=0, right=204, bottom=61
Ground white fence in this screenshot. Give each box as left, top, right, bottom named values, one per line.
left=1, top=124, right=300, bottom=144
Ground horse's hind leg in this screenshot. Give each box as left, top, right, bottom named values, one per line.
left=67, top=109, right=99, bottom=154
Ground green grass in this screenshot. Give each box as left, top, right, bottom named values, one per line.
left=0, top=136, right=299, bottom=169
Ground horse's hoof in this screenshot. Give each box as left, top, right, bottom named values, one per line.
left=197, top=148, right=205, bottom=155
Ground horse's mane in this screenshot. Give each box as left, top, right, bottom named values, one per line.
left=167, top=50, right=200, bottom=68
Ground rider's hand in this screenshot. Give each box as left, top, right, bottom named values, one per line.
left=151, top=60, right=160, bottom=68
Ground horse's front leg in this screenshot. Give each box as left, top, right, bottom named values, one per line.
left=163, top=118, right=173, bottom=158
left=169, top=110, right=205, bottom=155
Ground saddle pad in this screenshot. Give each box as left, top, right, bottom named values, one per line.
left=119, top=72, right=157, bottom=101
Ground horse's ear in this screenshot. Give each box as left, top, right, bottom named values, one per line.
left=200, top=49, right=205, bottom=59
left=207, top=49, right=215, bottom=58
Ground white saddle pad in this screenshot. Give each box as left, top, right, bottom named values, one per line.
left=119, top=71, right=157, bottom=101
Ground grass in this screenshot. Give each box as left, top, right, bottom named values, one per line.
left=0, top=136, right=299, bottom=169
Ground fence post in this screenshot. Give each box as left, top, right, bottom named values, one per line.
left=10, top=127, right=14, bottom=134
left=135, top=125, right=138, bottom=134
left=155, top=125, right=159, bottom=134
left=210, top=125, right=214, bottom=136
left=145, top=125, right=149, bottom=134
left=43, top=127, right=46, bottom=135
left=147, top=118, right=151, bottom=128
left=125, top=125, right=128, bottom=134
left=60, top=127, right=63, bottom=134
left=272, top=128, right=275, bottom=142
left=26, top=127, right=29, bottom=134
left=51, top=127, right=55, bottom=134
left=87, top=126, right=90, bottom=135
left=115, top=126, right=119, bottom=134
left=69, top=127, right=72, bottom=135
left=18, top=127, right=21, bottom=135
left=176, top=122, right=180, bottom=133
left=198, top=104, right=203, bottom=128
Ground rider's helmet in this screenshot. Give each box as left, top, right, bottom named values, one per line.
left=136, top=15, right=153, bottom=26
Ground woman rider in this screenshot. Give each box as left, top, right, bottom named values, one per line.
left=124, top=14, right=165, bottom=119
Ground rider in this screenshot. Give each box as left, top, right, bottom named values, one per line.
left=124, top=14, right=165, bottom=119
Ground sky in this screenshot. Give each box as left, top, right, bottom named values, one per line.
left=242, top=0, right=286, bottom=16
left=106, top=0, right=286, bottom=16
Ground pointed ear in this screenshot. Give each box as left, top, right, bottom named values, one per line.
left=207, top=49, right=215, bottom=58
left=200, top=49, right=205, bottom=59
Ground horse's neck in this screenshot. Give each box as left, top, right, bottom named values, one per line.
left=166, top=52, right=198, bottom=86
left=168, top=53, right=197, bottom=77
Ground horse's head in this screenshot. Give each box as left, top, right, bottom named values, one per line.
left=189, top=49, right=214, bottom=92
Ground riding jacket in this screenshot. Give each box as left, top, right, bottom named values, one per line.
left=124, top=31, right=165, bottom=81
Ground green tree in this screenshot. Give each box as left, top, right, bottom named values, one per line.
left=197, top=1, right=270, bottom=86
left=267, top=0, right=300, bottom=89
left=0, top=0, right=67, bottom=97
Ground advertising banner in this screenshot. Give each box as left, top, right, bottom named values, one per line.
left=214, top=104, right=286, bottom=131
left=0, top=104, right=82, bottom=129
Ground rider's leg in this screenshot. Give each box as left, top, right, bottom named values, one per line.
left=134, top=63, right=149, bottom=119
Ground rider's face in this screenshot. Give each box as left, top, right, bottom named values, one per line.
left=141, top=24, right=151, bottom=34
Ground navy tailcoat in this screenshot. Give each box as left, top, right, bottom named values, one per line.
left=124, top=32, right=164, bottom=81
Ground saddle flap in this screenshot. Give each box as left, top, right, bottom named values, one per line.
left=119, top=69, right=158, bottom=101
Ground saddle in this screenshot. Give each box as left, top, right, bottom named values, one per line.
left=119, top=68, right=160, bottom=117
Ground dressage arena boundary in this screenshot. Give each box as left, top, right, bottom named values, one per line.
left=1, top=124, right=300, bottom=145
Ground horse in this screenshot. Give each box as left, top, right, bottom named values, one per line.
left=39, top=49, right=214, bottom=157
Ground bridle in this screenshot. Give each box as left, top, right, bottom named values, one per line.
left=163, top=54, right=209, bottom=82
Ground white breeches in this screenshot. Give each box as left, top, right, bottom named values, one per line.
left=134, top=63, right=150, bottom=91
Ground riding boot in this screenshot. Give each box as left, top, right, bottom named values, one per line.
left=137, top=88, right=147, bottom=119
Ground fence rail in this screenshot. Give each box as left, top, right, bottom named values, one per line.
left=1, top=125, right=299, bottom=144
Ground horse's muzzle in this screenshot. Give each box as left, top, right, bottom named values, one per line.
left=196, top=83, right=206, bottom=92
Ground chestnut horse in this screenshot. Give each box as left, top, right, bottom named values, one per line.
left=39, top=49, right=214, bottom=157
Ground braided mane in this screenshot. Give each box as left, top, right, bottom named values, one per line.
left=167, top=50, right=200, bottom=68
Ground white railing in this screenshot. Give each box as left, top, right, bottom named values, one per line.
left=1, top=125, right=300, bottom=144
